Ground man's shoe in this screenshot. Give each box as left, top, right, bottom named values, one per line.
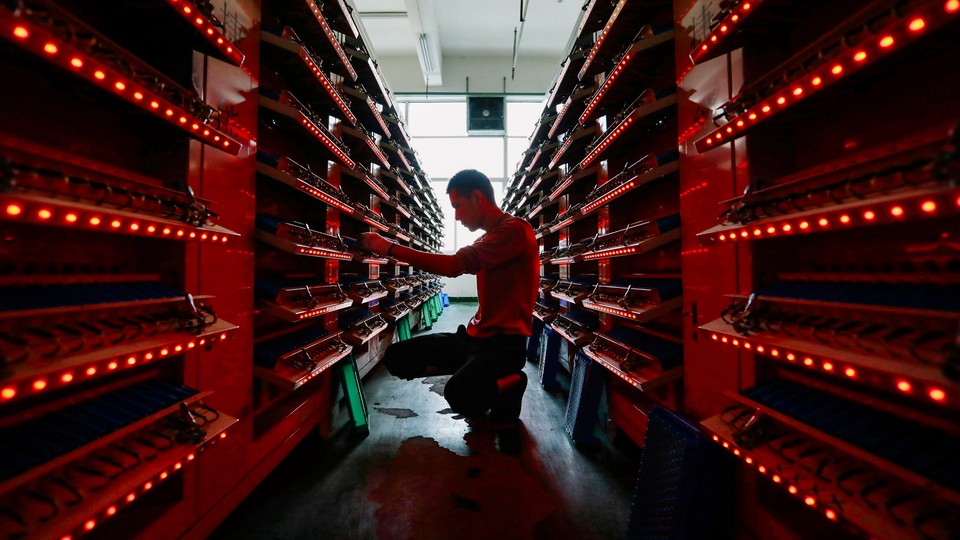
left=487, top=371, right=527, bottom=424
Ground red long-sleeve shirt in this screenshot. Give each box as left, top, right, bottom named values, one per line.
left=454, top=215, right=539, bottom=338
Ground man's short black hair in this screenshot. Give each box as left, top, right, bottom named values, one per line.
left=446, top=169, right=496, bottom=205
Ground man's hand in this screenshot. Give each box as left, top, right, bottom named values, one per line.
left=360, top=232, right=393, bottom=255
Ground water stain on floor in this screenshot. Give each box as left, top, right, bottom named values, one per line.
left=369, top=436, right=584, bottom=540
left=375, top=408, right=419, bottom=419
left=421, top=375, right=449, bottom=396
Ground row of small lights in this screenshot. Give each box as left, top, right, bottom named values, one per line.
left=580, top=116, right=637, bottom=168
left=578, top=0, right=627, bottom=80
left=691, top=0, right=763, bottom=64
left=582, top=180, right=638, bottom=214
left=696, top=4, right=957, bottom=152
left=710, top=193, right=960, bottom=243
left=295, top=245, right=352, bottom=259
left=297, top=48, right=356, bottom=124
left=527, top=146, right=547, bottom=172
left=293, top=350, right=349, bottom=387
left=581, top=53, right=632, bottom=123
left=3, top=200, right=230, bottom=243
left=6, top=21, right=241, bottom=155
left=708, top=430, right=842, bottom=524
left=60, top=428, right=229, bottom=540
left=677, top=115, right=707, bottom=145
left=549, top=137, right=575, bottom=170
left=296, top=116, right=355, bottom=169
left=166, top=0, right=245, bottom=66
left=367, top=100, right=392, bottom=138
left=583, top=245, right=639, bottom=260
left=295, top=300, right=353, bottom=320
left=586, top=348, right=645, bottom=389
left=362, top=174, right=392, bottom=201
left=548, top=216, right=576, bottom=233
left=583, top=300, right=640, bottom=320
left=707, top=331, right=949, bottom=404
left=0, top=333, right=229, bottom=402
left=547, top=102, right=574, bottom=139
left=306, top=0, right=358, bottom=80
left=294, top=180, right=355, bottom=214
left=392, top=148, right=413, bottom=174
left=363, top=136, right=391, bottom=168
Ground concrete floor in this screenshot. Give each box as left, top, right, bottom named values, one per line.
left=211, top=303, right=638, bottom=540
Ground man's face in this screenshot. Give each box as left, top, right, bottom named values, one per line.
left=449, top=189, right=482, bottom=231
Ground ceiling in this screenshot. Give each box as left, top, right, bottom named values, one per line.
left=351, top=0, right=586, bottom=86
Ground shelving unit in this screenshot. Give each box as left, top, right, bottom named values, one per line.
left=678, top=0, right=960, bottom=537
left=0, top=0, right=445, bottom=538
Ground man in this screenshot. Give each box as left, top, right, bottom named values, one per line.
left=360, top=169, right=539, bottom=426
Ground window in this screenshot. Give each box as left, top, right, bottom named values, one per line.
left=398, top=95, right=543, bottom=253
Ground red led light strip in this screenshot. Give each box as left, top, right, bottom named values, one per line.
left=581, top=52, right=631, bottom=123
left=582, top=246, right=637, bottom=260
left=1, top=195, right=235, bottom=243
left=580, top=94, right=675, bottom=169
left=548, top=137, right=574, bottom=170
left=548, top=216, right=576, bottom=233
left=703, top=327, right=950, bottom=406
left=368, top=100, right=392, bottom=137
left=695, top=3, right=957, bottom=153
left=701, top=187, right=960, bottom=244
left=583, top=180, right=635, bottom=214
left=304, top=0, right=358, bottom=80
left=296, top=114, right=355, bottom=168
left=1, top=15, right=242, bottom=155
left=0, top=330, right=231, bottom=404
left=48, top=424, right=232, bottom=540
left=581, top=300, right=639, bottom=320
left=165, top=0, right=245, bottom=66
left=297, top=246, right=353, bottom=259
left=548, top=175, right=574, bottom=201
left=690, top=0, right=764, bottom=65
left=364, top=136, right=391, bottom=168
left=706, top=430, right=842, bottom=526
left=578, top=0, right=627, bottom=80
left=362, top=174, right=391, bottom=200
left=297, top=48, right=356, bottom=124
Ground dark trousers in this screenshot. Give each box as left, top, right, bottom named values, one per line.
left=383, top=325, right=526, bottom=418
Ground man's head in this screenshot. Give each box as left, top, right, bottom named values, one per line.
left=446, top=169, right=498, bottom=231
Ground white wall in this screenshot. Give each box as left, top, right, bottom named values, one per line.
left=378, top=54, right=562, bottom=95
left=440, top=273, right=478, bottom=298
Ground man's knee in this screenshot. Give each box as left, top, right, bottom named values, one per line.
left=444, top=376, right=494, bottom=418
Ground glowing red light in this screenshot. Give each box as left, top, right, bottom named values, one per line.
left=863, top=210, right=876, bottom=220
left=1, top=387, right=15, bottom=399
left=115, top=81, right=126, bottom=91
left=803, top=357, right=814, bottom=366
left=879, top=36, right=894, bottom=48
left=897, top=380, right=912, bottom=392
left=745, top=457, right=753, bottom=464
left=86, top=367, right=97, bottom=376
left=788, top=485, right=798, bottom=494
left=825, top=509, right=838, bottom=521
left=947, top=0, right=959, bottom=13
left=811, top=76, right=822, bottom=86
left=13, top=26, right=29, bottom=38
left=777, top=96, right=787, bottom=105
left=761, top=105, right=771, bottom=113
left=38, top=209, right=52, bottom=219
left=43, top=43, right=58, bottom=54
left=786, top=353, right=796, bottom=361
left=127, top=356, right=136, bottom=365
left=133, top=91, right=143, bottom=100
left=822, top=362, right=834, bottom=371
left=108, top=361, right=118, bottom=370
left=758, top=465, right=766, bottom=473
left=831, top=64, right=844, bottom=75
left=33, top=379, right=47, bottom=391
left=6, top=204, right=22, bottom=216
left=854, top=51, right=867, bottom=62
left=766, top=226, right=775, bottom=234
left=144, top=481, right=153, bottom=490
left=782, top=224, right=792, bottom=232
left=929, top=388, right=946, bottom=402
left=84, top=520, right=96, bottom=531
left=804, top=496, right=816, bottom=507
left=150, top=101, right=160, bottom=109
left=792, top=87, right=803, bottom=96
left=909, top=18, right=926, bottom=31
left=839, top=214, right=851, bottom=224
left=743, top=2, right=751, bottom=9
left=799, top=221, right=809, bottom=230
left=890, top=206, right=904, bottom=217
left=94, top=70, right=106, bottom=80
left=748, top=113, right=757, bottom=120
left=129, top=222, right=140, bottom=231
left=61, top=372, right=74, bottom=383
left=65, top=213, right=78, bottom=223
left=111, top=219, right=122, bottom=228
left=921, top=201, right=937, bottom=212
left=127, top=493, right=136, bottom=502
left=90, top=216, right=102, bottom=226
left=220, top=432, right=228, bottom=439
left=772, top=474, right=781, bottom=483
left=147, top=225, right=156, bottom=233
left=845, top=367, right=857, bottom=378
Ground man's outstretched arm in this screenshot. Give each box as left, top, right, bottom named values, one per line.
left=360, top=233, right=465, bottom=277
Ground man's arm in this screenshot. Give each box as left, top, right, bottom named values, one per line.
left=360, top=233, right=464, bottom=277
